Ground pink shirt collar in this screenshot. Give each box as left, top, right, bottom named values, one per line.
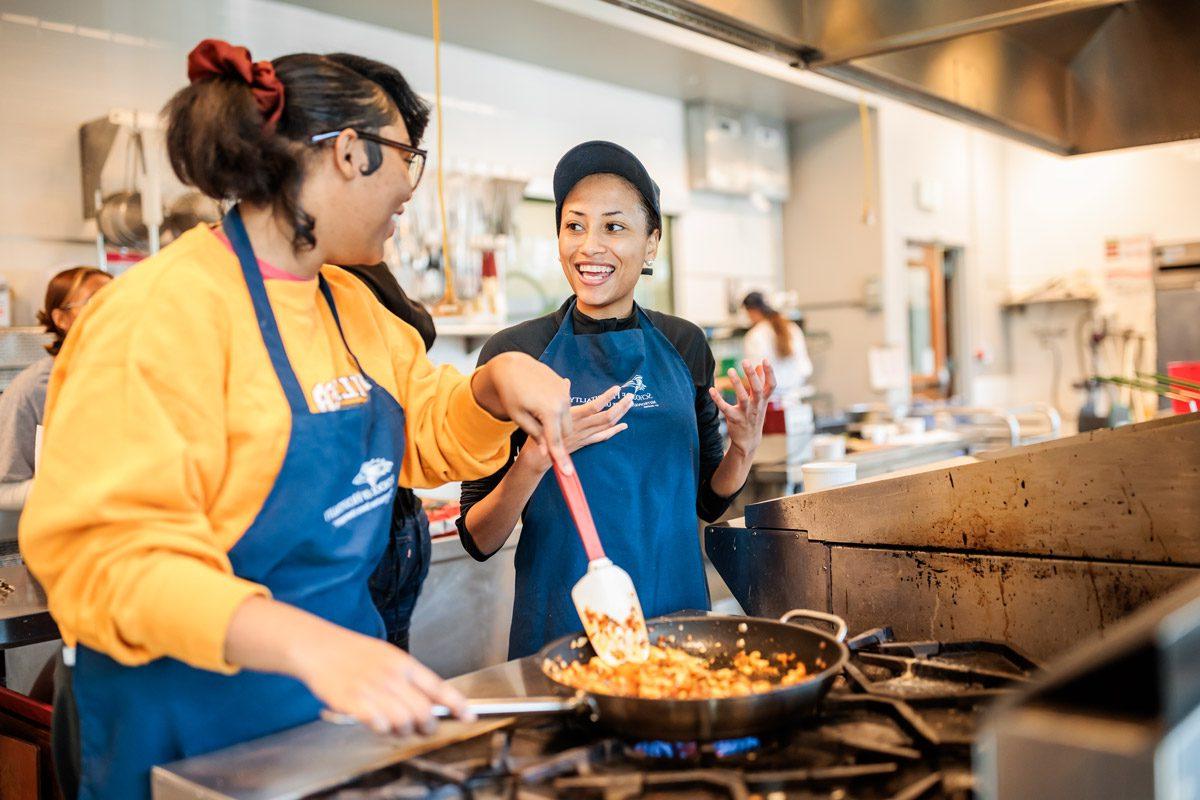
left=212, top=228, right=313, bottom=282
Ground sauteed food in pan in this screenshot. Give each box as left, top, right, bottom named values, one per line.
left=544, top=638, right=808, bottom=700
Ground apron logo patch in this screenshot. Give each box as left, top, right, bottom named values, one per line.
left=618, top=373, right=658, bottom=409
left=311, top=373, right=372, bottom=413
left=324, top=458, right=395, bottom=528
left=573, top=374, right=658, bottom=410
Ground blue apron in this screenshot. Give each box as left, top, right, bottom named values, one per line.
left=508, top=301, right=709, bottom=659
left=70, top=207, right=407, bottom=800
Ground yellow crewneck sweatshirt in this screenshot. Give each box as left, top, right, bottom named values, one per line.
left=19, top=225, right=514, bottom=673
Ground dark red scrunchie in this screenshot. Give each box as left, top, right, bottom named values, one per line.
left=186, top=39, right=285, bottom=133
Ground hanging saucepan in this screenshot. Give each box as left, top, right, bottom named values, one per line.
left=325, top=610, right=848, bottom=741
left=97, top=190, right=148, bottom=250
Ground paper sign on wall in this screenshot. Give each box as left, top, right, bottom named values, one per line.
left=1101, top=234, right=1155, bottom=336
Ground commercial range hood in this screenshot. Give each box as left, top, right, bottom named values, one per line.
left=604, top=0, right=1200, bottom=155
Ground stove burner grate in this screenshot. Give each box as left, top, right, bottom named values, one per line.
left=319, top=637, right=1035, bottom=800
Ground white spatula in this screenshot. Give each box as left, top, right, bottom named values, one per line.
left=553, top=456, right=650, bottom=666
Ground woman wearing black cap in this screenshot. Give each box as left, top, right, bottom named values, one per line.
left=458, top=141, right=775, bottom=658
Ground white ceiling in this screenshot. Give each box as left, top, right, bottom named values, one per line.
left=279, top=0, right=855, bottom=122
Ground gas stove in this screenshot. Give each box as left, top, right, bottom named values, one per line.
left=154, top=565, right=1200, bottom=800
left=297, top=631, right=1038, bottom=800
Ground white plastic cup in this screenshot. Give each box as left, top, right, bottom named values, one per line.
left=811, top=434, right=846, bottom=461
left=860, top=423, right=893, bottom=445
left=801, top=461, right=857, bottom=492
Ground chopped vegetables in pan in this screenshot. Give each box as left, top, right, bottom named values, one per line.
left=545, top=640, right=808, bottom=700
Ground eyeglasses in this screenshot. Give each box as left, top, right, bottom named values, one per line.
left=61, top=296, right=96, bottom=311
left=310, top=130, right=427, bottom=189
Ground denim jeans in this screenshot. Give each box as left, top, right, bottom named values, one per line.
left=368, top=493, right=432, bottom=652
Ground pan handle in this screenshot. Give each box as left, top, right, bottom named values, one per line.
left=780, top=609, right=848, bottom=643
left=433, top=695, right=589, bottom=718
left=321, top=693, right=591, bottom=727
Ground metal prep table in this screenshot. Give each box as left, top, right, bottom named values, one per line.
left=0, top=565, right=57, bottom=653
left=745, top=431, right=973, bottom=503
left=0, top=563, right=59, bottom=690
left=151, top=654, right=559, bottom=800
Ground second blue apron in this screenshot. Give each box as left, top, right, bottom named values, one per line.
left=70, top=207, right=408, bottom=800
left=508, top=302, right=709, bottom=659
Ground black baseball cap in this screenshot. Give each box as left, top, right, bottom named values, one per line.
left=553, top=140, right=661, bottom=231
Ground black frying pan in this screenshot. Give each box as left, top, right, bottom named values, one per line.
left=324, top=610, right=848, bottom=740
left=533, top=610, right=849, bottom=740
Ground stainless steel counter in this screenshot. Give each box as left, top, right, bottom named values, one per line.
left=151, top=654, right=553, bottom=800
left=753, top=433, right=973, bottom=486
left=0, top=564, right=57, bottom=650
left=152, top=715, right=514, bottom=800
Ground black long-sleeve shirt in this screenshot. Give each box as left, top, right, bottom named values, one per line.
left=340, top=263, right=434, bottom=517
left=457, top=297, right=740, bottom=561
left=339, top=263, right=437, bottom=351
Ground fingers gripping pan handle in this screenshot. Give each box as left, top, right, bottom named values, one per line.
left=553, top=456, right=606, bottom=563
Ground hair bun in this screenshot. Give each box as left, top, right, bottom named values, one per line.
left=186, top=39, right=285, bottom=132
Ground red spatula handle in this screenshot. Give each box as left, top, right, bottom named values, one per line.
left=553, top=457, right=606, bottom=562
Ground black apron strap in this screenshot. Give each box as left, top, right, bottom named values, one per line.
left=52, top=651, right=80, bottom=800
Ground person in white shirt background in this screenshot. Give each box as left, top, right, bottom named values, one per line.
left=741, top=291, right=812, bottom=402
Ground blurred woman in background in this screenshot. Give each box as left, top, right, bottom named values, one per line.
left=0, top=267, right=110, bottom=511
left=742, top=291, right=812, bottom=401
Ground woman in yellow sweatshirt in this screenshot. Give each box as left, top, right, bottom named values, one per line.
left=19, top=40, right=572, bottom=800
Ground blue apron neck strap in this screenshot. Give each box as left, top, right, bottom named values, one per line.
left=222, top=206, right=312, bottom=416
left=561, top=297, right=578, bottom=335
left=633, top=303, right=653, bottom=329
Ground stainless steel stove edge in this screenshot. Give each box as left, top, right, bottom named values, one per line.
left=150, top=717, right=509, bottom=800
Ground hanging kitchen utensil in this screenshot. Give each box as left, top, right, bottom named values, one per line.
left=92, top=118, right=165, bottom=253
left=96, top=190, right=148, bottom=250
left=552, top=456, right=650, bottom=666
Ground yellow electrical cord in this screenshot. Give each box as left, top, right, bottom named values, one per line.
left=431, top=0, right=460, bottom=314
left=859, top=94, right=876, bottom=226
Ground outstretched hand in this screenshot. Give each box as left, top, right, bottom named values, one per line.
left=709, top=359, right=776, bottom=457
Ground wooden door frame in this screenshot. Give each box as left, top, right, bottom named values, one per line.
left=907, top=242, right=948, bottom=398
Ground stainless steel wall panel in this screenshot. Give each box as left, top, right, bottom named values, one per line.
left=829, top=548, right=1196, bottom=661
left=746, top=415, right=1200, bottom=565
